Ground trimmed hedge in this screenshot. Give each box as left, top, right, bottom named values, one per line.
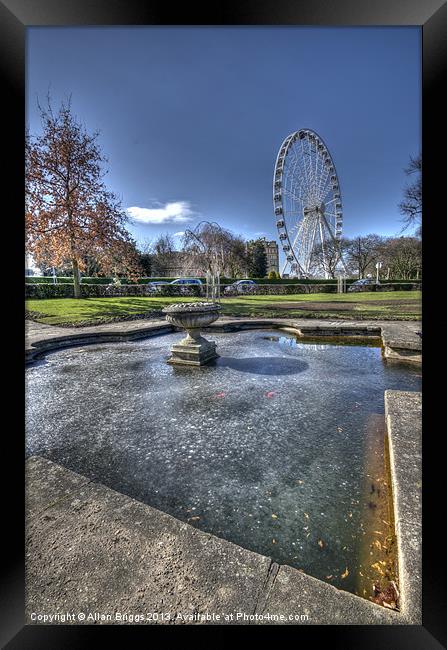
left=365, top=283, right=421, bottom=292
left=26, top=276, right=202, bottom=285
left=25, top=283, right=204, bottom=299
left=25, top=281, right=421, bottom=299
left=26, top=276, right=119, bottom=285
left=26, top=276, right=348, bottom=285
left=223, top=284, right=338, bottom=296
left=25, top=275, right=422, bottom=286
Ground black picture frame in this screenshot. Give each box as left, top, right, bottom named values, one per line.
left=1, top=0, right=445, bottom=646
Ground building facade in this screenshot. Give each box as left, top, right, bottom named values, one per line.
left=260, top=238, right=279, bottom=275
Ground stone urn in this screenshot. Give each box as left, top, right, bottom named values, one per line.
left=162, top=302, right=222, bottom=366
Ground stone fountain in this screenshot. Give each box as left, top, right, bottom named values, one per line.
left=162, top=302, right=222, bottom=366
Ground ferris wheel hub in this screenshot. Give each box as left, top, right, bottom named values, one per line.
left=303, top=203, right=325, bottom=216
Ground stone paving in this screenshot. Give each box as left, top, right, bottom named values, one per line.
left=385, top=391, right=422, bottom=624
left=26, top=456, right=403, bottom=625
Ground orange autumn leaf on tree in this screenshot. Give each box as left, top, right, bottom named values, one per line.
left=25, top=97, right=141, bottom=296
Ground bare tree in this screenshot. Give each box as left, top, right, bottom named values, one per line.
left=379, top=237, right=421, bottom=280
left=26, top=97, right=140, bottom=296
left=399, top=154, right=422, bottom=236
left=182, top=222, right=246, bottom=277
left=151, top=233, right=177, bottom=276
left=345, top=235, right=383, bottom=279
left=309, top=238, right=348, bottom=278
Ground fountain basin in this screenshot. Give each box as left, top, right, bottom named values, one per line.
left=25, top=330, right=421, bottom=597
left=162, top=302, right=222, bottom=365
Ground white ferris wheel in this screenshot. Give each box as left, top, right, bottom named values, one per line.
left=273, top=128, right=347, bottom=278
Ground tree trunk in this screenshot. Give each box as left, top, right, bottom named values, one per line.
left=72, top=257, right=81, bottom=298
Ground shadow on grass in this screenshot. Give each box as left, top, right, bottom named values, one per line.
left=26, top=295, right=422, bottom=325
left=27, top=297, right=178, bottom=324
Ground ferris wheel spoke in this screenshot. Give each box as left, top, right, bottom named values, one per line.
left=309, top=141, right=322, bottom=200
left=302, top=218, right=318, bottom=272
left=305, top=149, right=318, bottom=200
left=285, top=181, right=307, bottom=211
left=284, top=158, right=303, bottom=200
left=282, top=185, right=306, bottom=205
left=299, top=138, right=312, bottom=200
left=315, top=153, right=323, bottom=201
left=292, top=219, right=311, bottom=265
left=317, top=165, right=332, bottom=202
left=319, top=179, right=334, bottom=205
left=317, top=149, right=333, bottom=200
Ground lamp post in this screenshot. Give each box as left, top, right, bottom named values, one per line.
left=375, top=261, right=383, bottom=283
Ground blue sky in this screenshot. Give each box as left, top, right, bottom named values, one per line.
left=27, top=27, right=421, bottom=264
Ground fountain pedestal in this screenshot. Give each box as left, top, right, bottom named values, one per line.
left=168, top=334, right=218, bottom=366
left=162, top=302, right=222, bottom=366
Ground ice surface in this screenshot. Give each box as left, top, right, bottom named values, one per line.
left=26, top=330, right=421, bottom=591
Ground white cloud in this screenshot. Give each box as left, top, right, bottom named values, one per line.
left=173, top=231, right=185, bottom=237
left=126, top=201, right=195, bottom=225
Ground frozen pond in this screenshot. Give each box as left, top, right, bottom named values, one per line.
left=26, top=330, right=421, bottom=595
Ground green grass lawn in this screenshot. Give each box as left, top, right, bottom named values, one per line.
left=26, top=291, right=422, bottom=326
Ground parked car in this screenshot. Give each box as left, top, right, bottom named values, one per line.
left=169, top=278, right=203, bottom=296
left=348, top=278, right=380, bottom=292
left=224, top=279, right=257, bottom=295
left=145, top=280, right=170, bottom=294
left=170, top=278, right=203, bottom=286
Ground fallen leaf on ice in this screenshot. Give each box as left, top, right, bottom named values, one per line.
left=341, top=567, right=349, bottom=579
left=383, top=601, right=396, bottom=609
